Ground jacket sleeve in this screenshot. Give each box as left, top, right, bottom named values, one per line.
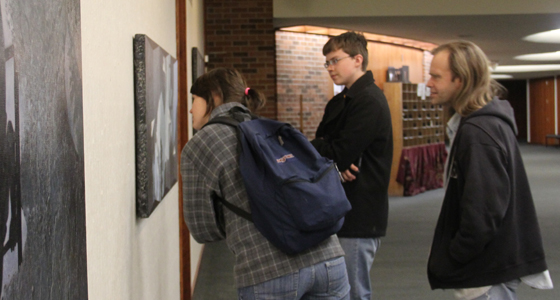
left=311, top=93, right=388, bottom=171
left=449, top=126, right=510, bottom=264
left=180, top=138, right=226, bottom=243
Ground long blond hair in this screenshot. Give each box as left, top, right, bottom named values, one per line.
left=432, top=41, right=504, bottom=116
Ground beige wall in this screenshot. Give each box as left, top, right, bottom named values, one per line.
left=274, top=0, right=560, bottom=17
left=81, top=0, right=181, bottom=299
left=186, top=0, right=206, bottom=291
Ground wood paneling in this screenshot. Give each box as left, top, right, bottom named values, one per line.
left=557, top=77, right=560, bottom=135
left=176, top=0, right=190, bottom=299
left=384, top=83, right=404, bottom=196
left=367, top=44, right=424, bottom=196
left=529, top=77, right=556, bottom=145
left=367, top=42, right=424, bottom=90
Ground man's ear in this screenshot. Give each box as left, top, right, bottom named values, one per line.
left=354, top=54, right=364, bottom=67
left=452, top=76, right=463, bottom=87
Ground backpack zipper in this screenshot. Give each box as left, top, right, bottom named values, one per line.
left=282, top=163, right=335, bottom=184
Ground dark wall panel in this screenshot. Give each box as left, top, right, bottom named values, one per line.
left=498, top=79, right=528, bottom=141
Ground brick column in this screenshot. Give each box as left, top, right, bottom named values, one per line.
left=205, top=0, right=277, bottom=119
left=276, top=31, right=332, bottom=139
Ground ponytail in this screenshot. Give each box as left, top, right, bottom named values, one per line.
left=243, top=87, right=266, bottom=113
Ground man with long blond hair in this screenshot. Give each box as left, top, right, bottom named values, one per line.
left=426, top=41, right=553, bottom=299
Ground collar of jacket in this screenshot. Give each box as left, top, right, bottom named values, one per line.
left=322, top=71, right=375, bottom=126
left=345, top=70, right=375, bottom=100
left=210, top=102, right=249, bottom=120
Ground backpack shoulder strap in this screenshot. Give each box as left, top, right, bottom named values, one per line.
left=213, top=196, right=253, bottom=222
left=200, top=107, right=254, bottom=223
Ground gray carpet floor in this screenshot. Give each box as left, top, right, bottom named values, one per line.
left=192, top=144, right=559, bottom=299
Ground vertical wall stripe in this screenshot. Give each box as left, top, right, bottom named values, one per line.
left=555, top=75, right=558, bottom=135
left=527, top=79, right=531, bottom=142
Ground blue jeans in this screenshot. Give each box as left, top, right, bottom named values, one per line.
left=471, top=280, right=520, bottom=300
left=338, top=238, right=380, bottom=300
left=237, top=256, right=350, bottom=300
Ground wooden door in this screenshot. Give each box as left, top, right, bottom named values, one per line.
left=529, top=77, right=555, bottom=145
left=557, top=77, right=560, bottom=135
left=498, top=79, right=528, bottom=141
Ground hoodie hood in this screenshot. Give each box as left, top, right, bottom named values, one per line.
left=463, top=97, right=518, bottom=135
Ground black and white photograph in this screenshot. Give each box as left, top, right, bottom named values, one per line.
left=134, top=34, right=178, bottom=218
left=0, top=0, right=88, bottom=298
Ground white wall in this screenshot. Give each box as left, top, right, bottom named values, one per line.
left=185, top=0, right=206, bottom=290
left=81, top=0, right=180, bottom=299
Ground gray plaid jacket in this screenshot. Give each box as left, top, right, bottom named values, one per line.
left=181, top=102, right=344, bottom=288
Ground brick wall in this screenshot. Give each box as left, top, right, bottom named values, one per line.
left=276, top=31, right=428, bottom=139
left=276, top=31, right=332, bottom=139
left=204, top=0, right=277, bottom=119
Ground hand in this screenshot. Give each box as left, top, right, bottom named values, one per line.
left=341, top=164, right=359, bottom=182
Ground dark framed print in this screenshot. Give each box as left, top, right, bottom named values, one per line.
left=191, top=47, right=205, bottom=83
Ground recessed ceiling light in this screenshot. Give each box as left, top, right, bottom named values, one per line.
left=515, top=51, right=560, bottom=61
left=491, top=74, right=513, bottom=79
left=493, top=65, right=560, bottom=72
left=523, top=28, right=560, bottom=43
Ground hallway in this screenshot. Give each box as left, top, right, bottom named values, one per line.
left=193, top=144, right=559, bottom=299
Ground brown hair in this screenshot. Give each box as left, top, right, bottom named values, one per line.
left=432, top=41, right=505, bottom=116
left=190, top=68, right=266, bottom=115
left=323, top=31, right=369, bottom=71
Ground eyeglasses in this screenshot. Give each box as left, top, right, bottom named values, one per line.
left=324, top=56, right=352, bottom=68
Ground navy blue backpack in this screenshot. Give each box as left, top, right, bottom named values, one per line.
left=204, top=108, right=351, bottom=255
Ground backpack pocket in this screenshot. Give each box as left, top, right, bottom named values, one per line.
left=282, top=163, right=351, bottom=232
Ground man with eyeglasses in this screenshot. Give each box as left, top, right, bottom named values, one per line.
left=311, top=31, right=393, bottom=300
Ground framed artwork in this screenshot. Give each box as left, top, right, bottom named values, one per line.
left=191, top=47, right=205, bottom=83
left=386, top=66, right=410, bottom=83
left=133, top=34, right=179, bottom=218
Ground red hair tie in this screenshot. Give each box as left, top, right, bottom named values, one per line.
left=245, top=87, right=250, bottom=96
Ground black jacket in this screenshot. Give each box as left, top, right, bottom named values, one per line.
left=427, top=98, right=548, bottom=289
left=311, top=71, right=393, bottom=238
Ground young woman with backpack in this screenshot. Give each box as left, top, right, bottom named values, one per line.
left=181, top=67, right=350, bottom=299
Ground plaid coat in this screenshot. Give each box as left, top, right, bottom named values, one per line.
left=181, top=102, right=344, bottom=288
